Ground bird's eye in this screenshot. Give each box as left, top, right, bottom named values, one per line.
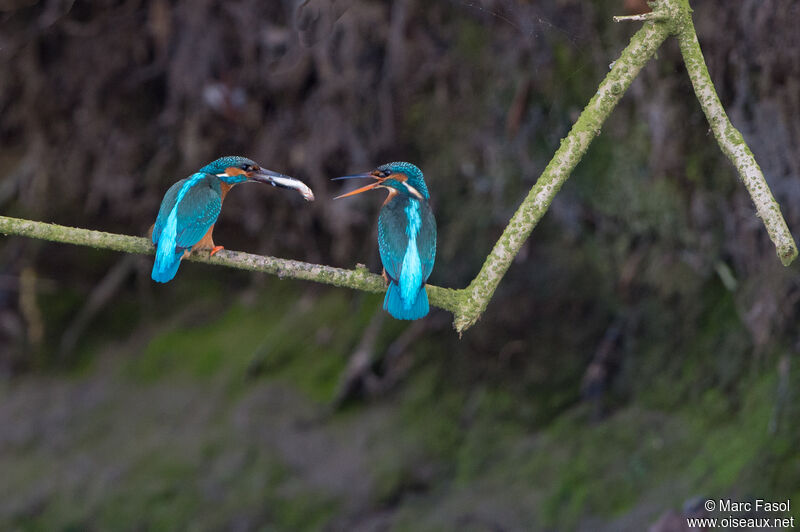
left=241, top=164, right=254, bottom=172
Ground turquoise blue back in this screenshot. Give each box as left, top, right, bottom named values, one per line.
left=151, top=174, right=223, bottom=283
left=378, top=195, right=437, bottom=320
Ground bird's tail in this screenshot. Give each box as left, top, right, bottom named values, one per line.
left=151, top=248, right=183, bottom=283
left=151, top=210, right=183, bottom=283
left=384, top=281, right=429, bottom=320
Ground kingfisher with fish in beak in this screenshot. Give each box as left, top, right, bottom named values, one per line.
left=151, top=156, right=314, bottom=283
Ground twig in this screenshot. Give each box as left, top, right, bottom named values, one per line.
left=613, top=13, right=665, bottom=23
left=57, top=255, right=137, bottom=360
left=331, top=310, right=385, bottom=407
left=372, top=314, right=447, bottom=394
left=19, top=267, right=44, bottom=348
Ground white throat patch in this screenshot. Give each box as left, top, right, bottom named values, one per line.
left=402, top=182, right=423, bottom=199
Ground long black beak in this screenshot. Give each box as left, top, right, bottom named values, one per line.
left=249, top=168, right=315, bottom=201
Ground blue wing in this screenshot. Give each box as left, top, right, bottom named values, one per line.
left=151, top=174, right=221, bottom=283
left=174, top=180, right=222, bottom=249
left=378, top=197, right=436, bottom=283
left=153, top=179, right=185, bottom=245
left=378, top=197, right=410, bottom=282
left=153, top=174, right=222, bottom=251
left=378, top=196, right=436, bottom=319
left=417, top=200, right=436, bottom=280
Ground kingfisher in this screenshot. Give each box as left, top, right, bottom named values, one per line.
left=334, top=162, right=436, bottom=320
left=151, top=155, right=314, bottom=283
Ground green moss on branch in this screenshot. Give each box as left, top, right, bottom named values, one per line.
left=452, top=15, right=672, bottom=333
left=2, top=0, right=795, bottom=333
left=674, top=4, right=798, bottom=266
left=0, top=215, right=461, bottom=314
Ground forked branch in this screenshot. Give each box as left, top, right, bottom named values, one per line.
left=1, top=0, right=795, bottom=334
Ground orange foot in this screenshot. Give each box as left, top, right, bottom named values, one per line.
left=210, top=245, right=225, bottom=257
left=381, top=269, right=389, bottom=285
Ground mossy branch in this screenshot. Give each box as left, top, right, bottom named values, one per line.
left=1, top=0, right=795, bottom=334
left=452, top=13, right=671, bottom=332
left=673, top=4, right=798, bottom=266
left=0, top=215, right=463, bottom=314
left=453, top=0, right=797, bottom=331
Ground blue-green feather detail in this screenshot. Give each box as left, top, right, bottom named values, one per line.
left=378, top=195, right=436, bottom=320
left=199, top=156, right=253, bottom=175
left=151, top=173, right=222, bottom=283
left=399, top=200, right=423, bottom=308
left=198, top=156, right=255, bottom=184
left=384, top=282, right=428, bottom=320
left=174, top=180, right=222, bottom=248
left=153, top=179, right=184, bottom=245
left=377, top=162, right=429, bottom=199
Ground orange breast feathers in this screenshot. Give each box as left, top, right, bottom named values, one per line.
left=220, top=182, right=234, bottom=202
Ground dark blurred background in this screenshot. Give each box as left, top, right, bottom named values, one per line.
left=1, top=0, right=799, bottom=530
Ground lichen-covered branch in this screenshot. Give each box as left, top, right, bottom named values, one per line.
left=451, top=0, right=797, bottom=332
left=1, top=0, right=795, bottom=334
left=0, top=215, right=461, bottom=314
left=451, top=15, right=672, bottom=333
left=673, top=3, right=798, bottom=266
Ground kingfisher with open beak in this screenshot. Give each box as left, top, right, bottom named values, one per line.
left=151, top=155, right=314, bottom=283
left=334, top=162, right=436, bottom=320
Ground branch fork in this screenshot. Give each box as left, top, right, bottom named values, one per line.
left=1, top=0, right=795, bottom=334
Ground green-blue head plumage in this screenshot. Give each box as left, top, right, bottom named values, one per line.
left=333, top=161, right=430, bottom=200
left=377, top=162, right=429, bottom=199
left=199, top=156, right=258, bottom=184
left=197, top=156, right=314, bottom=200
